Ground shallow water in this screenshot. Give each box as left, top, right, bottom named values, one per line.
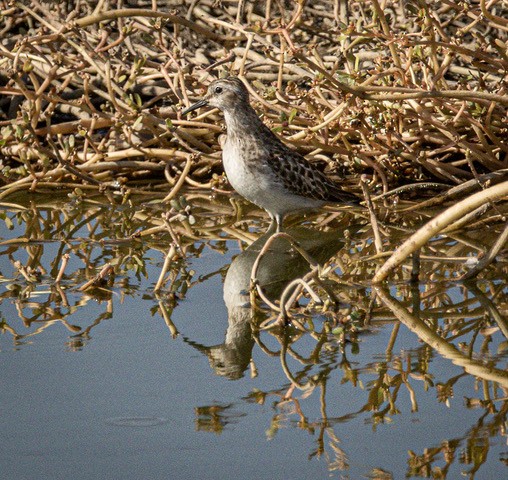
left=1, top=191, right=507, bottom=479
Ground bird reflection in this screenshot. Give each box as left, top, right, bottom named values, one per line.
left=186, top=223, right=357, bottom=379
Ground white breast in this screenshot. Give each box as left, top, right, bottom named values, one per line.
left=222, top=139, right=270, bottom=202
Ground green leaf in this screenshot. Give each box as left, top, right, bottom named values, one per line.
left=132, top=115, right=143, bottom=130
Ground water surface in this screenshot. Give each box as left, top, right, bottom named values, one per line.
left=1, top=191, right=507, bottom=479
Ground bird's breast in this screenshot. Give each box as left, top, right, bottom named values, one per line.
left=222, top=138, right=273, bottom=200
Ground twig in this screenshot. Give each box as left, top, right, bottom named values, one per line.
left=459, top=219, right=508, bottom=280
left=361, top=176, right=382, bottom=254
left=79, top=263, right=114, bottom=291
left=55, top=252, right=70, bottom=284
left=373, top=181, right=508, bottom=282
left=162, top=155, right=193, bottom=202
left=75, top=8, right=231, bottom=42
left=154, top=245, right=177, bottom=291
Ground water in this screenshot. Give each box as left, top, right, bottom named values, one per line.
left=1, top=192, right=507, bottom=479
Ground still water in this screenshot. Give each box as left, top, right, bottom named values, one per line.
left=1, top=191, right=507, bottom=479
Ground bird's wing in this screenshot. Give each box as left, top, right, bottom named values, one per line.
left=268, top=145, right=358, bottom=204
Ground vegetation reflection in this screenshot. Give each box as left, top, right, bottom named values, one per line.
left=1, top=192, right=506, bottom=477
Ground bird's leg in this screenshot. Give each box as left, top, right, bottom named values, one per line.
left=267, top=214, right=278, bottom=233
left=275, top=214, right=284, bottom=233
left=267, top=217, right=284, bottom=233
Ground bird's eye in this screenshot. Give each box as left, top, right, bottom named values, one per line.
left=214, top=86, right=223, bottom=94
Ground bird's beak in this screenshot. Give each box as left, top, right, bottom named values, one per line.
left=181, top=98, right=208, bottom=115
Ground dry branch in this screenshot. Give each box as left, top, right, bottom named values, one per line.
left=373, top=181, right=508, bottom=282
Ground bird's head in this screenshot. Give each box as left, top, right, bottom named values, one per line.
left=182, top=77, right=250, bottom=115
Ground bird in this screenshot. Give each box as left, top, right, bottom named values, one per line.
left=182, top=76, right=358, bottom=231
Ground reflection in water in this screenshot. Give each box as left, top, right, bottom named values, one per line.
left=194, top=404, right=246, bottom=434
left=375, top=284, right=508, bottom=388
left=1, top=194, right=507, bottom=477
left=186, top=225, right=356, bottom=379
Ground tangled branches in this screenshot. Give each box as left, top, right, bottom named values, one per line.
left=0, top=1, right=506, bottom=193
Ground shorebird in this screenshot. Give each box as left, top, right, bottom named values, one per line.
left=182, top=76, right=358, bottom=231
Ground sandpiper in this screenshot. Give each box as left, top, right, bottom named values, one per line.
left=182, top=77, right=358, bottom=230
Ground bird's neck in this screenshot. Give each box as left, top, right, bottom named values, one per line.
left=223, top=104, right=266, bottom=138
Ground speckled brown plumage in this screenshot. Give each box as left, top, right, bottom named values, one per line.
left=182, top=77, right=358, bottom=230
